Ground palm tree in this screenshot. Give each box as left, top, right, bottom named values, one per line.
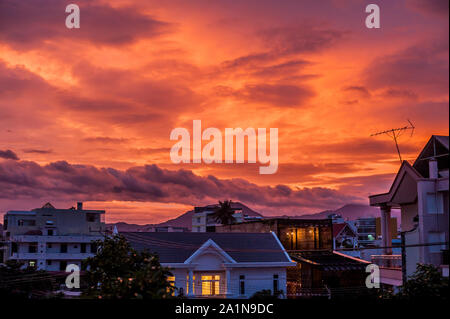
left=211, top=200, right=236, bottom=225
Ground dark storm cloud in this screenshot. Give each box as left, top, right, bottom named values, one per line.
left=0, top=0, right=171, bottom=50
left=0, top=150, right=19, bottom=160
left=0, top=159, right=358, bottom=211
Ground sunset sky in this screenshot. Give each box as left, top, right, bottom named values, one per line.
left=0, top=0, right=448, bottom=224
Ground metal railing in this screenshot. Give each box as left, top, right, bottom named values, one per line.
left=371, top=254, right=402, bottom=269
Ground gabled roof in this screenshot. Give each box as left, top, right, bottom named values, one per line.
left=122, top=232, right=292, bottom=264
left=41, top=202, right=55, bottom=209
left=370, top=135, right=450, bottom=206
left=332, top=223, right=356, bottom=238
left=413, top=135, right=449, bottom=177
left=369, top=160, right=422, bottom=206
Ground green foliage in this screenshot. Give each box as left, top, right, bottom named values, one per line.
left=212, top=200, right=236, bottom=225
left=82, top=235, right=175, bottom=299
left=397, top=264, right=449, bottom=300
left=0, top=260, right=56, bottom=298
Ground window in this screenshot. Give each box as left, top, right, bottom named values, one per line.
left=86, top=213, right=97, bottom=222
left=239, top=275, right=245, bottom=295
left=28, top=243, right=38, bottom=253
left=201, top=275, right=220, bottom=296
left=273, top=274, right=279, bottom=294
left=47, top=260, right=52, bottom=266
left=90, top=243, right=97, bottom=253
left=60, top=261, right=67, bottom=271
left=167, top=276, right=175, bottom=296
left=186, top=275, right=196, bottom=295
left=428, top=233, right=446, bottom=253
left=427, top=193, right=444, bottom=214
left=18, top=219, right=36, bottom=226
left=60, top=243, right=68, bottom=253
left=46, top=220, right=54, bottom=226
left=11, top=242, right=18, bottom=254
left=197, top=217, right=201, bottom=223
left=47, top=229, right=54, bottom=236
left=80, top=243, right=86, bottom=253
left=28, top=261, right=36, bottom=268
left=47, top=243, right=52, bottom=249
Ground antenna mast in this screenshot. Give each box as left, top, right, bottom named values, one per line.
left=370, top=120, right=415, bottom=164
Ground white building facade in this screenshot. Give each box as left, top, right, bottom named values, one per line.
left=369, top=135, right=449, bottom=284
left=2, top=202, right=105, bottom=271
left=122, top=232, right=295, bottom=298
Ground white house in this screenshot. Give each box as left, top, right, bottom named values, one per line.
left=2, top=202, right=105, bottom=271
left=122, top=232, right=296, bottom=298
left=369, top=135, right=449, bottom=285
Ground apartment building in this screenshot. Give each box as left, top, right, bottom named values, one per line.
left=191, top=204, right=262, bottom=232
left=370, top=135, right=449, bottom=284
left=2, top=202, right=105, bottom=271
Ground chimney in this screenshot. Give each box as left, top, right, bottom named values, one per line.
left=429, top=158, right=438, bottom=179
left=77, top=202, right=83, bottom=210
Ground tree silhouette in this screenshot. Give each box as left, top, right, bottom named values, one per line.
left=211, top=200, right=236, bottom=225
left=82, top=235, right=175, bottom=299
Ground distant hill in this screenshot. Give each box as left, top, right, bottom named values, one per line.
left=108, top=203, right=400, bottom=232
left=156, top=202, right=262, bottom=230
left=108, top=202, right=263, bottom=232
left=270, top=204, right=400, bottom=221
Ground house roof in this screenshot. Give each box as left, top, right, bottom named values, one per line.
left=332, top=223, right=356, bottom=238
left=121, top=232, right=291, bottom=264
left=413, top=135, right=449, bottom=177
left=369, top=160, right=422, bottom=206
left=289, top=251, right=368, bottom=271
left=370, top=135, right=450, bottom=206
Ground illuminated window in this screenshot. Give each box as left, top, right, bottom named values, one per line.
left=186, top=275, right=195, bottom=294
left=201, top=275, right=220, bottom=296
left=167, top=276, right=175, bottom=296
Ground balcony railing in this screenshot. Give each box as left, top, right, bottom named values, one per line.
left=371, top=254, right=402, bottom=269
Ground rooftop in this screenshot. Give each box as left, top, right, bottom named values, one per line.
left=121, top=232, right=291, bottom=264
left=290, top=251, right=368, bottom=271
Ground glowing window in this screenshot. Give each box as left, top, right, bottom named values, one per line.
left=201, top=275, right=220, bottom=296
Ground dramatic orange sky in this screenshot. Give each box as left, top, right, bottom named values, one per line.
left=0, top=0, right=448, bottom=224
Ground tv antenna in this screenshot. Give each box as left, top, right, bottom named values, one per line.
left=370, top=119, right=415, bottom=164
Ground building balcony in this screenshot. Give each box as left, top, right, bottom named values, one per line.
left=371, top=254, right=402, bottom=269
left=9, top=252, right=95, bottom=260
left=371, top=254, right=403, bottom=286
left=10, top=234, right=103, bottom=243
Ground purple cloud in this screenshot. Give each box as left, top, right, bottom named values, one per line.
left=0, top=159, right=360, bottom=213
left=0, top=150, right=19, bottom=160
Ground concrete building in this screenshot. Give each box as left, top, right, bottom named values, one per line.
left=192, top=204, right=262, bottom=233
left=2, top=202, right=105, bottom=271
left=216, top=218, right=368, bottom=297
left=122, top=232, right=295, bottom=298
left=145, top=226, right=189, bottom=232
left=333, top=223, right=358, bottom=250
left=369, top=135, right=449, bottom=285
